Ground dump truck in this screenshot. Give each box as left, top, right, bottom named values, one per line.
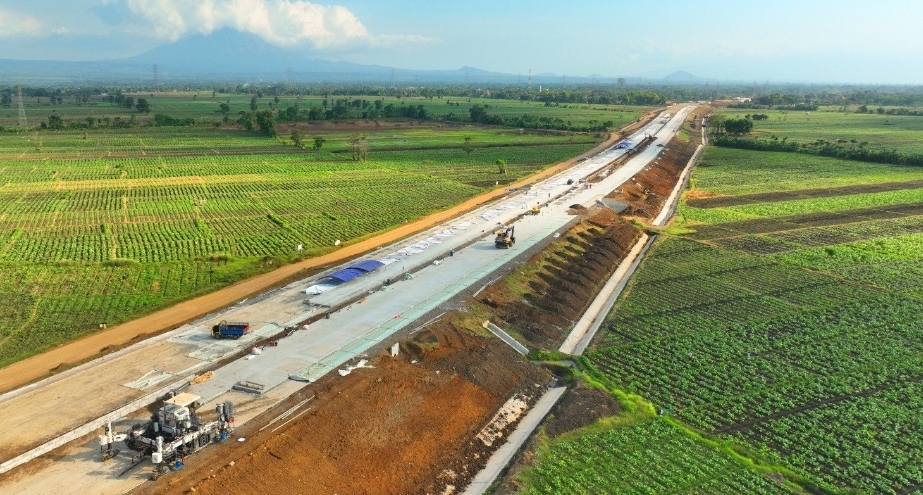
left=495, top=225, right=515, bottom=249
left=211, top=320, right=250, bottom=339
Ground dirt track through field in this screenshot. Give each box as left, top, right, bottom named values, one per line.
left=0, top=112, right=659, bottom=394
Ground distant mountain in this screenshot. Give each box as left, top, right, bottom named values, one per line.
left=0, top=29, right=711, bottom=85
left=662, top=70, right=705, bottom=83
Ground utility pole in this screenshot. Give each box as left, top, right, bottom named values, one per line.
left=16, top=85, right=27, bottom=128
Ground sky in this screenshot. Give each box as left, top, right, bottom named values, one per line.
left=1, top=0, right=923, bottom=84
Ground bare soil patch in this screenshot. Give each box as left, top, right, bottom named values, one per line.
left=477, top=210, right=641, bottom=350
left=542, top=381, right=620, bottom=438
left=487, top=380, right=620, bottom=495
left=607, top=139, right=699, bottom=219
left=131, top=322, right=549, bottom=495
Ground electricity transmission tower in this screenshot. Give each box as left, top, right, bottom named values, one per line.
left=16, top=85, right=27, bottom=128
left=152, top=64, right=159, bottom=91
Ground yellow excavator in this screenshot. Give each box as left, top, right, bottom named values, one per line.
left=495, top=225, right=515, bottom=249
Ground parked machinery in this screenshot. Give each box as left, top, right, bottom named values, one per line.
left=212, top=320, right=250, bottom=339
left=494, top=225, right=515, bottom=249
left=104, top=393, right=235, bottom=480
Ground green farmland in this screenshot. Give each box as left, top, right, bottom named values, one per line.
left=521, top=418, right=800, bottom=494
left=0, top=91, right=649, bottom=131
left=518, top=112, right=923, bottom=493
left=0, top=95, right=644, bottom=368
left=718, top=105, right=923, bottom=154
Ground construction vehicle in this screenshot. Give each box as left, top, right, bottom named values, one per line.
left=495, top=225, right=515, bottom=249
left=212, top=320, right=250, bottom=339
left=530, top=203, right=541, bottom=215
left=104, top=392, right=234, bottom=480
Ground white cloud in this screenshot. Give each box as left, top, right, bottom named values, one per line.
left=119, top=0, right=432, bottom=48
left=0, top=8, right=43, bottom=37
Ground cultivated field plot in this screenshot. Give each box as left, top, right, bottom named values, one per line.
left=0, top=92, right=649, bottom=130
left=687, top=147, right=923, bottom=196
left=719, top=106, right=923, bottom=154
left=0, top=118, right=610, bottom=367
left=584, top=141, right=923, bottom=492
left=520, top=418, right=797, bottom=494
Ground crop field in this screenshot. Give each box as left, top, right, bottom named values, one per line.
left=569, top=137, right=923, bottom=492
left=0, top=92, right=649, bottom=130
left=520, top=418, right=797, bottom=494
left=717, top=105, right=923, bottom=154
left=688, top=147, right=923, bottom=196
left=0, top=97, right=636, bottom=367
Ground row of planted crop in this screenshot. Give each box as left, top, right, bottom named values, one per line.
left=522, top=419, right=793, bottom=495
left=737, top=379, right=923, bottom=493
left=595, top=292, right=922, bottom=405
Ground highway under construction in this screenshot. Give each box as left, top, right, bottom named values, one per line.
left=0, top=105, right=695, bottom=495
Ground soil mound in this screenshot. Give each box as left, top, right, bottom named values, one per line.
left=477, top=211, right=641, bottom=350
left=607, top=139, right=698, bottom=218
left=137, top=324, right=549, bottom=495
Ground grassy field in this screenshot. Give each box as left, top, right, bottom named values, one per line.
left=0, top=96, right=648, bottom=367
left=518, top=109, right=923, bottom=493
left=717, top=105, right=923, bottom=153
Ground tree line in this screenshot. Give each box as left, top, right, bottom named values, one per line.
left=713, top=135, right=923, bottom=167
left=6, top=82, right=923, bottom=109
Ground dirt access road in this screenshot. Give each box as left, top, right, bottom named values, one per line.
left=0, top=111, right=660, bottom=394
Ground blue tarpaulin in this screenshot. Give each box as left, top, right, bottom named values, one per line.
left=350, top=260, right=385, bottom=272
left=323, top=260, right=385, bottom=284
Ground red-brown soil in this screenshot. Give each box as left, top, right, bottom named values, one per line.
left=133, top=323, right=549, bottom=495
left=488, top=380, right=621, bottom=495
left=542, top=380, right=620, bottom=438
left=607, top=139, right=699, bottom=219
left=478, top=209, right=641, bottom=350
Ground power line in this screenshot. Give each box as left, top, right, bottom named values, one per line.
left=16, top=85, right=27, bottom=128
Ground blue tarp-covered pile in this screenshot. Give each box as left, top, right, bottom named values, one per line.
left=324, top=260, right=385, bottom=284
